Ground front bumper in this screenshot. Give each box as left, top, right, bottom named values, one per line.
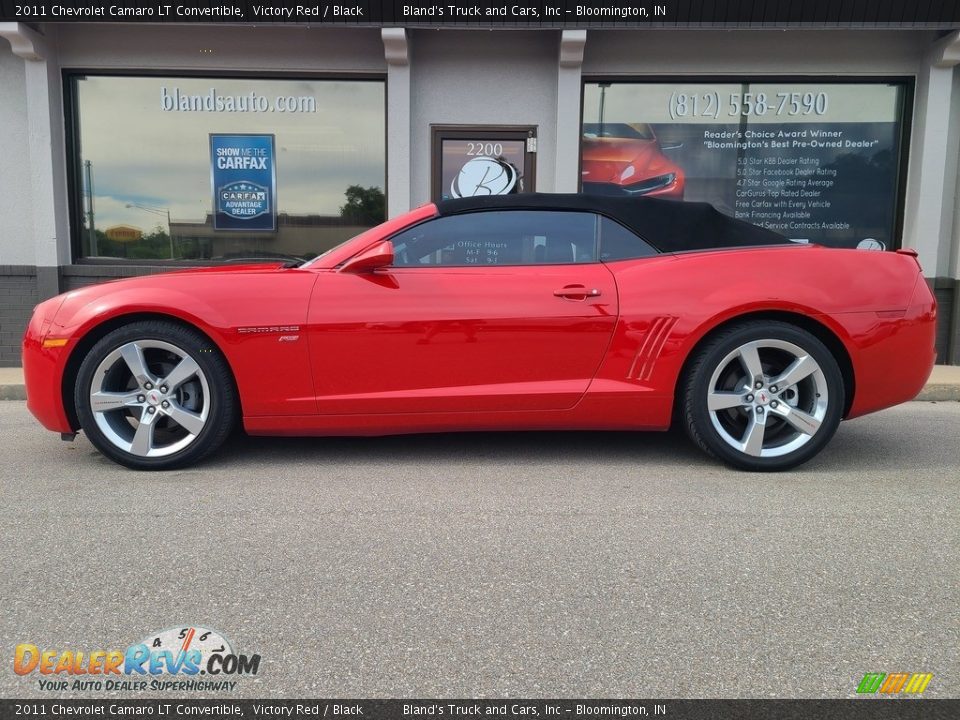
left=582, top=176, right=684, bottom=199
left=22, top=298, right=74, bottom=433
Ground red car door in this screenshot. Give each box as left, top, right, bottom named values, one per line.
left=306, top=210, right=619, bottom=415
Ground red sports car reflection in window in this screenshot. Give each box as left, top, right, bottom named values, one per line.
left=581, top=123, right=685, bottom=199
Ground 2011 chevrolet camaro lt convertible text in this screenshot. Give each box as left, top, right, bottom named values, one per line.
left=23, top=194, right=936, bottom=471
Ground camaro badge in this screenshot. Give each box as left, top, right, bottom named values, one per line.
left=237, top=325, right=301, bottom=338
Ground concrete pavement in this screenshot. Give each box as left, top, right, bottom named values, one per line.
left=0, top=401, right=958, bottom=698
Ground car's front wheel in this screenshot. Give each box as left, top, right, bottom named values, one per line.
left=681, top=321, right=844, bottom=471
left=75, top=320, right=237, bottom=470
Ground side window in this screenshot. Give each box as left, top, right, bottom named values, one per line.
left=599, top=216, right=657, bottom=261
left=391, top=210, right=597, bottom=267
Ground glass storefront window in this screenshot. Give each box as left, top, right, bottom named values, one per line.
left=70, top=74, right=385, bottom=262
left=581, top=80, right=909, bottom=250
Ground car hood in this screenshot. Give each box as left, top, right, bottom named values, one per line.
left=77, top=261, right=288, bottom=288
left=581, top=138, right=677, bottom=183
left=162, top=261, right=289, bottom=275
left=48, top=262, right=291, bottom=326
left=581, top=137, right=659, bottom=162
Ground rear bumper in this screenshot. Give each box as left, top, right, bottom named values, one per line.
left=845, top=277, right=937, bottom=419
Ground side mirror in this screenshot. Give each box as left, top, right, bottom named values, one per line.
left=340, top=240, right=394, bottom=273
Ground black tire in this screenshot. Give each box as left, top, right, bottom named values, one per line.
left=681, top=320, right=844, bottom=471
left=74, top=320, right=237, bottom=470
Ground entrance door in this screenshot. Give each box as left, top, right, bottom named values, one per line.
left=432, top=126, right=537, bottom=202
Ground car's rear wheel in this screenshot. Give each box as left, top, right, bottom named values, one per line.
left=75, top=320, right=237, bottom=470
left=681, top=321, right=844, bottom=471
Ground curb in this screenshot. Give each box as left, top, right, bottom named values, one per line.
left=916, top=385, right=960, bottom=402
left=2, top=385, right=959, bottom=403
left=0, top=385, right=26, bottom=401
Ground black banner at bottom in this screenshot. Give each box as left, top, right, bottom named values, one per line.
left=1, top=699, right=958, bottom=720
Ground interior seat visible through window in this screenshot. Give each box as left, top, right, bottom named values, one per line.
left=390, top=210, right=599, bottom=267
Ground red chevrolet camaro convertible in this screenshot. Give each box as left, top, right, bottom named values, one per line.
left=23, top=194, right=936, bottom=471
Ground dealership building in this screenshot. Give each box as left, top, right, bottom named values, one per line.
left=2, top=12, right=960, bottom=366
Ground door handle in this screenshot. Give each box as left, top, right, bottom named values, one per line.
left=553, top=285, right=601, bottom=299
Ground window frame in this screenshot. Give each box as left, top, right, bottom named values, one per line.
left=387, top=209, right=603, bottom=268
left=597, top=215, right=658, bottom=262
left=430, top=125, right=537, bottom=203
left=578, top=75, right=915, bottom=251
left=63, top=69, right=388, bottom=265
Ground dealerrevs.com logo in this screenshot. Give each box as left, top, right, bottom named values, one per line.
left=13, top=626, right=260, bottom=692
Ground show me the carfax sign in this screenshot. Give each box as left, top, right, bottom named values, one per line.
left=209, top=134, right=277, bottom=231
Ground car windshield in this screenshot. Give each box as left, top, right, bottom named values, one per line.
left=582, top=123, right=655, bottom=140
left=299, top=226, right=383, bottom=269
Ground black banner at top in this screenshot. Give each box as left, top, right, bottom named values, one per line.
left=1, top=0, right=960, bottom=26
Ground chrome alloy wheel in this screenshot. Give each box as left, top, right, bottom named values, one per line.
left=88, top=340, right=210, bottom=458
left=705, top=339, right=829, bottom=458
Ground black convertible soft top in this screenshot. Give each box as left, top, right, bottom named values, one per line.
left=435, top=193, right=790, bottom=254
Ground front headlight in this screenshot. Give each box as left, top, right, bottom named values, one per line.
left=624, top=173, right=676, bottom=194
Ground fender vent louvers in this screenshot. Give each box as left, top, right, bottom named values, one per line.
left=628, top=316, right=678, bottom=382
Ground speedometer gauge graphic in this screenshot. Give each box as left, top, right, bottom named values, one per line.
left=140, top=626, right=233, bottom=668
